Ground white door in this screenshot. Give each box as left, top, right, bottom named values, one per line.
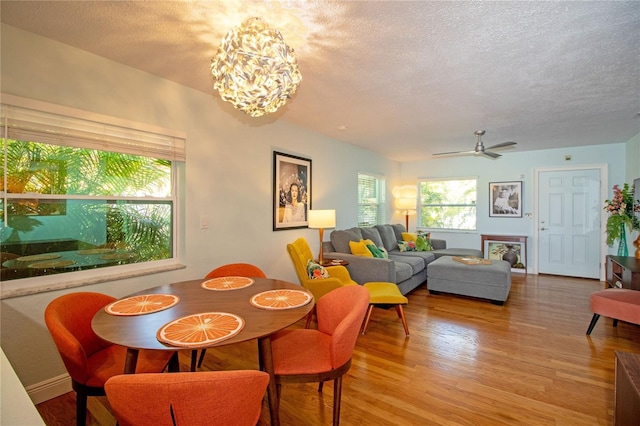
left=537, top=169, right=601, bottom=278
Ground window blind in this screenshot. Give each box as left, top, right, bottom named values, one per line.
left=1, top=96, right=185, bottom=161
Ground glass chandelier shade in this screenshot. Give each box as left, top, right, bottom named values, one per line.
left=210, top=17, right=302, bottom=118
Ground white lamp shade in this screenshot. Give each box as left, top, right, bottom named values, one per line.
left=395, top=197, right=416, bottom=211
left=308, top=209, right=336, bottom=229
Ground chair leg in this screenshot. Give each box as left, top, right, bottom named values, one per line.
left=395, top=304, right=410, bottom=337
left=361, top=305, right=374, bottom=334
left=586, top=313, right=600, bottom=335
left=197, top=349, right=207, bottom=368
left=168, top=351, right=180, bottom=372
left=332, top=376, right=343, bottom=426
left=75, top=390, right=87, bottom=426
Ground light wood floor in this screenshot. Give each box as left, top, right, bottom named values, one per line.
left=36, top=274, right=640, bottom=425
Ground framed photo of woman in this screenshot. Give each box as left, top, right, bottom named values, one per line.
left=273, top=151, right=312, bottom=230
left=489, top=181, right=522, bottom=217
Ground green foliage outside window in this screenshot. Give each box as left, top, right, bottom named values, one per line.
left=419, top=179, right=477, bottom=230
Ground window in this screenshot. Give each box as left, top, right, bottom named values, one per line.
left=1, top=97, right=185, bottom=286
left=358, top=173, right=385, bottom=227
left=418, top=177, right=477, bottom=230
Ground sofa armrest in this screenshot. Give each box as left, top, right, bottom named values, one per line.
left=323, top=252, right=395, bottom=284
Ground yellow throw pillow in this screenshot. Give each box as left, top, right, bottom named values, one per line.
left=349, top=239, right=374, bottom=257
left=402, top=232, right=418, bottom=242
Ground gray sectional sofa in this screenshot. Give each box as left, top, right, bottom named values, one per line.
left=321, top=224, right=482, bottom=295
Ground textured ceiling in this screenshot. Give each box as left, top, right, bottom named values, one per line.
left=1, top=1, right=639, bottom=162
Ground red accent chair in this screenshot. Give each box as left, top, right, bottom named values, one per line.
left=105, top=370, right=269, bottom=426
left=271, top=285, right=370, bottom=426
left=586, top=288, right=640, bottom=335
left=44, top=292, right=176, bottom=426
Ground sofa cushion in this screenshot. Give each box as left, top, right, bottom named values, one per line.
left=394, top=261, right=414, bottom=283
left=375, top=224, right=399, bottom=252
left=330, top=228, right=363, bottom=253
left=360, top=227, right=384, bottom=248
left=387, top=253, right=424, bottom=275
left=390, top=250, right=436, bottom=266
left=391, top=224, right=406, bottom=240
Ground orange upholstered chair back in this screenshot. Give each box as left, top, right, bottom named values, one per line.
left=205, top=263, right=267, bottom=279
left=105, top=370, right=270, bottom=426
left=44, top=292, right=116, bottom=385
left=286, top=238, right=314, bottom=285
left=317, top=285, right=370, bottom=368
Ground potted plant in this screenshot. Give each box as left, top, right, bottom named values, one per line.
left=604, top=183, right=640, bottom=256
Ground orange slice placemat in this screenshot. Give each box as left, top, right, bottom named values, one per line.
left=105, top=294, right=180, bottom=316
left=157, top=312, right=244, bottom=348
left=250, top=289, right=313, bottom=310
left=201, top=276, right=255, bottom=291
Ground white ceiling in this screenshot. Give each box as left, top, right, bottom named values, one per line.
left=1, top=1, right=639, bottom=162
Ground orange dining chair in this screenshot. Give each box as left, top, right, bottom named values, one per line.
left=105, top=370, right=269, bottom=426
left=270, top=285, right=370, bottom=426
left=44, top=292, right=177, bottom=426
left=193, top=263, right=267, bottom=370
left=287, top=238, right=358, bottom=327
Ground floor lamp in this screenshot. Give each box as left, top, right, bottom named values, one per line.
left=395, top=198, right=416, bottom=231
left=308, top=209, right=336, bottom=264
left=393, top=185, right=417, bottom=231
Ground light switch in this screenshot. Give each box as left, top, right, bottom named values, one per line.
left=200, top=215, right=209, bottom=229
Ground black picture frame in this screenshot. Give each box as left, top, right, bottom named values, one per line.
left=273, top=151, right=311, bottom=231
left=489, top=181, right=522, bottom=217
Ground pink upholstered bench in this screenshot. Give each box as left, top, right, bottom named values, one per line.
left=586, top=289, right=640, bottom=335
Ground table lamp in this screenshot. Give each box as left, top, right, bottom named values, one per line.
left=308, top=209, right=336, bottom=264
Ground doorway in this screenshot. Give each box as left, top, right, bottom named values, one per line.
left=534, top=166, right=607, bottom=280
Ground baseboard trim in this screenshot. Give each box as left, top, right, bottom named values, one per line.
left=26, top=373, right=72, bottom=405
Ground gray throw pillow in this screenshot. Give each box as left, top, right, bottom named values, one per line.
left=391, top=224, right=406, bottom=241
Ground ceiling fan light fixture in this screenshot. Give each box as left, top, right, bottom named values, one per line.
left=210, top=17, right=302, bottom=118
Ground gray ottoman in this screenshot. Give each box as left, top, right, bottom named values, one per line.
left=427, top=256, right=511, bottom=305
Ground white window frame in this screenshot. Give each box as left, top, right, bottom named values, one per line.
left=418, top=177, right=477, bottom=231
left=358, top=172, right=386, bottom=227
left=0, top=94, right=185, bottom=299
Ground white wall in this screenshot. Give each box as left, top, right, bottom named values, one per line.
left=401, top=142, right=628, bottom=266
left=0, top=24, right=400, bottom=395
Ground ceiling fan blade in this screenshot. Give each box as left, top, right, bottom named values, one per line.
left=482, top=151, right=501, bottom=159
left=486, top=141, right=516, bottom=150
left=432, top=150, right=474, bottom=156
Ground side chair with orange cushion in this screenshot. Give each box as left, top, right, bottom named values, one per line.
left=193, top=263, right=267, bottom=370
left=287, top=238, right=357, bottom=326
left=271, top=285, right=370, bottom=426
left=44, top=292, right=177, bottom=426
left=105, top=370, right=269, bottom=426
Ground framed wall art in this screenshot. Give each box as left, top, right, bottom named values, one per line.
left=489, top=181, right=522, bottom=217
left=273, top=151, right=311, bottom=231
left=484, top=240, right=527, bottom=273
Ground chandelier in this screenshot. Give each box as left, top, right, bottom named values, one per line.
left=210, top=17, right=302, bottom=118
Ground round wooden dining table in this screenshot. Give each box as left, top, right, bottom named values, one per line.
left=92, top=277, right=314, bottom=426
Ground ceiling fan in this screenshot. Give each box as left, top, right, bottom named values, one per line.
left=433, top=130, right=517, bottom=159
